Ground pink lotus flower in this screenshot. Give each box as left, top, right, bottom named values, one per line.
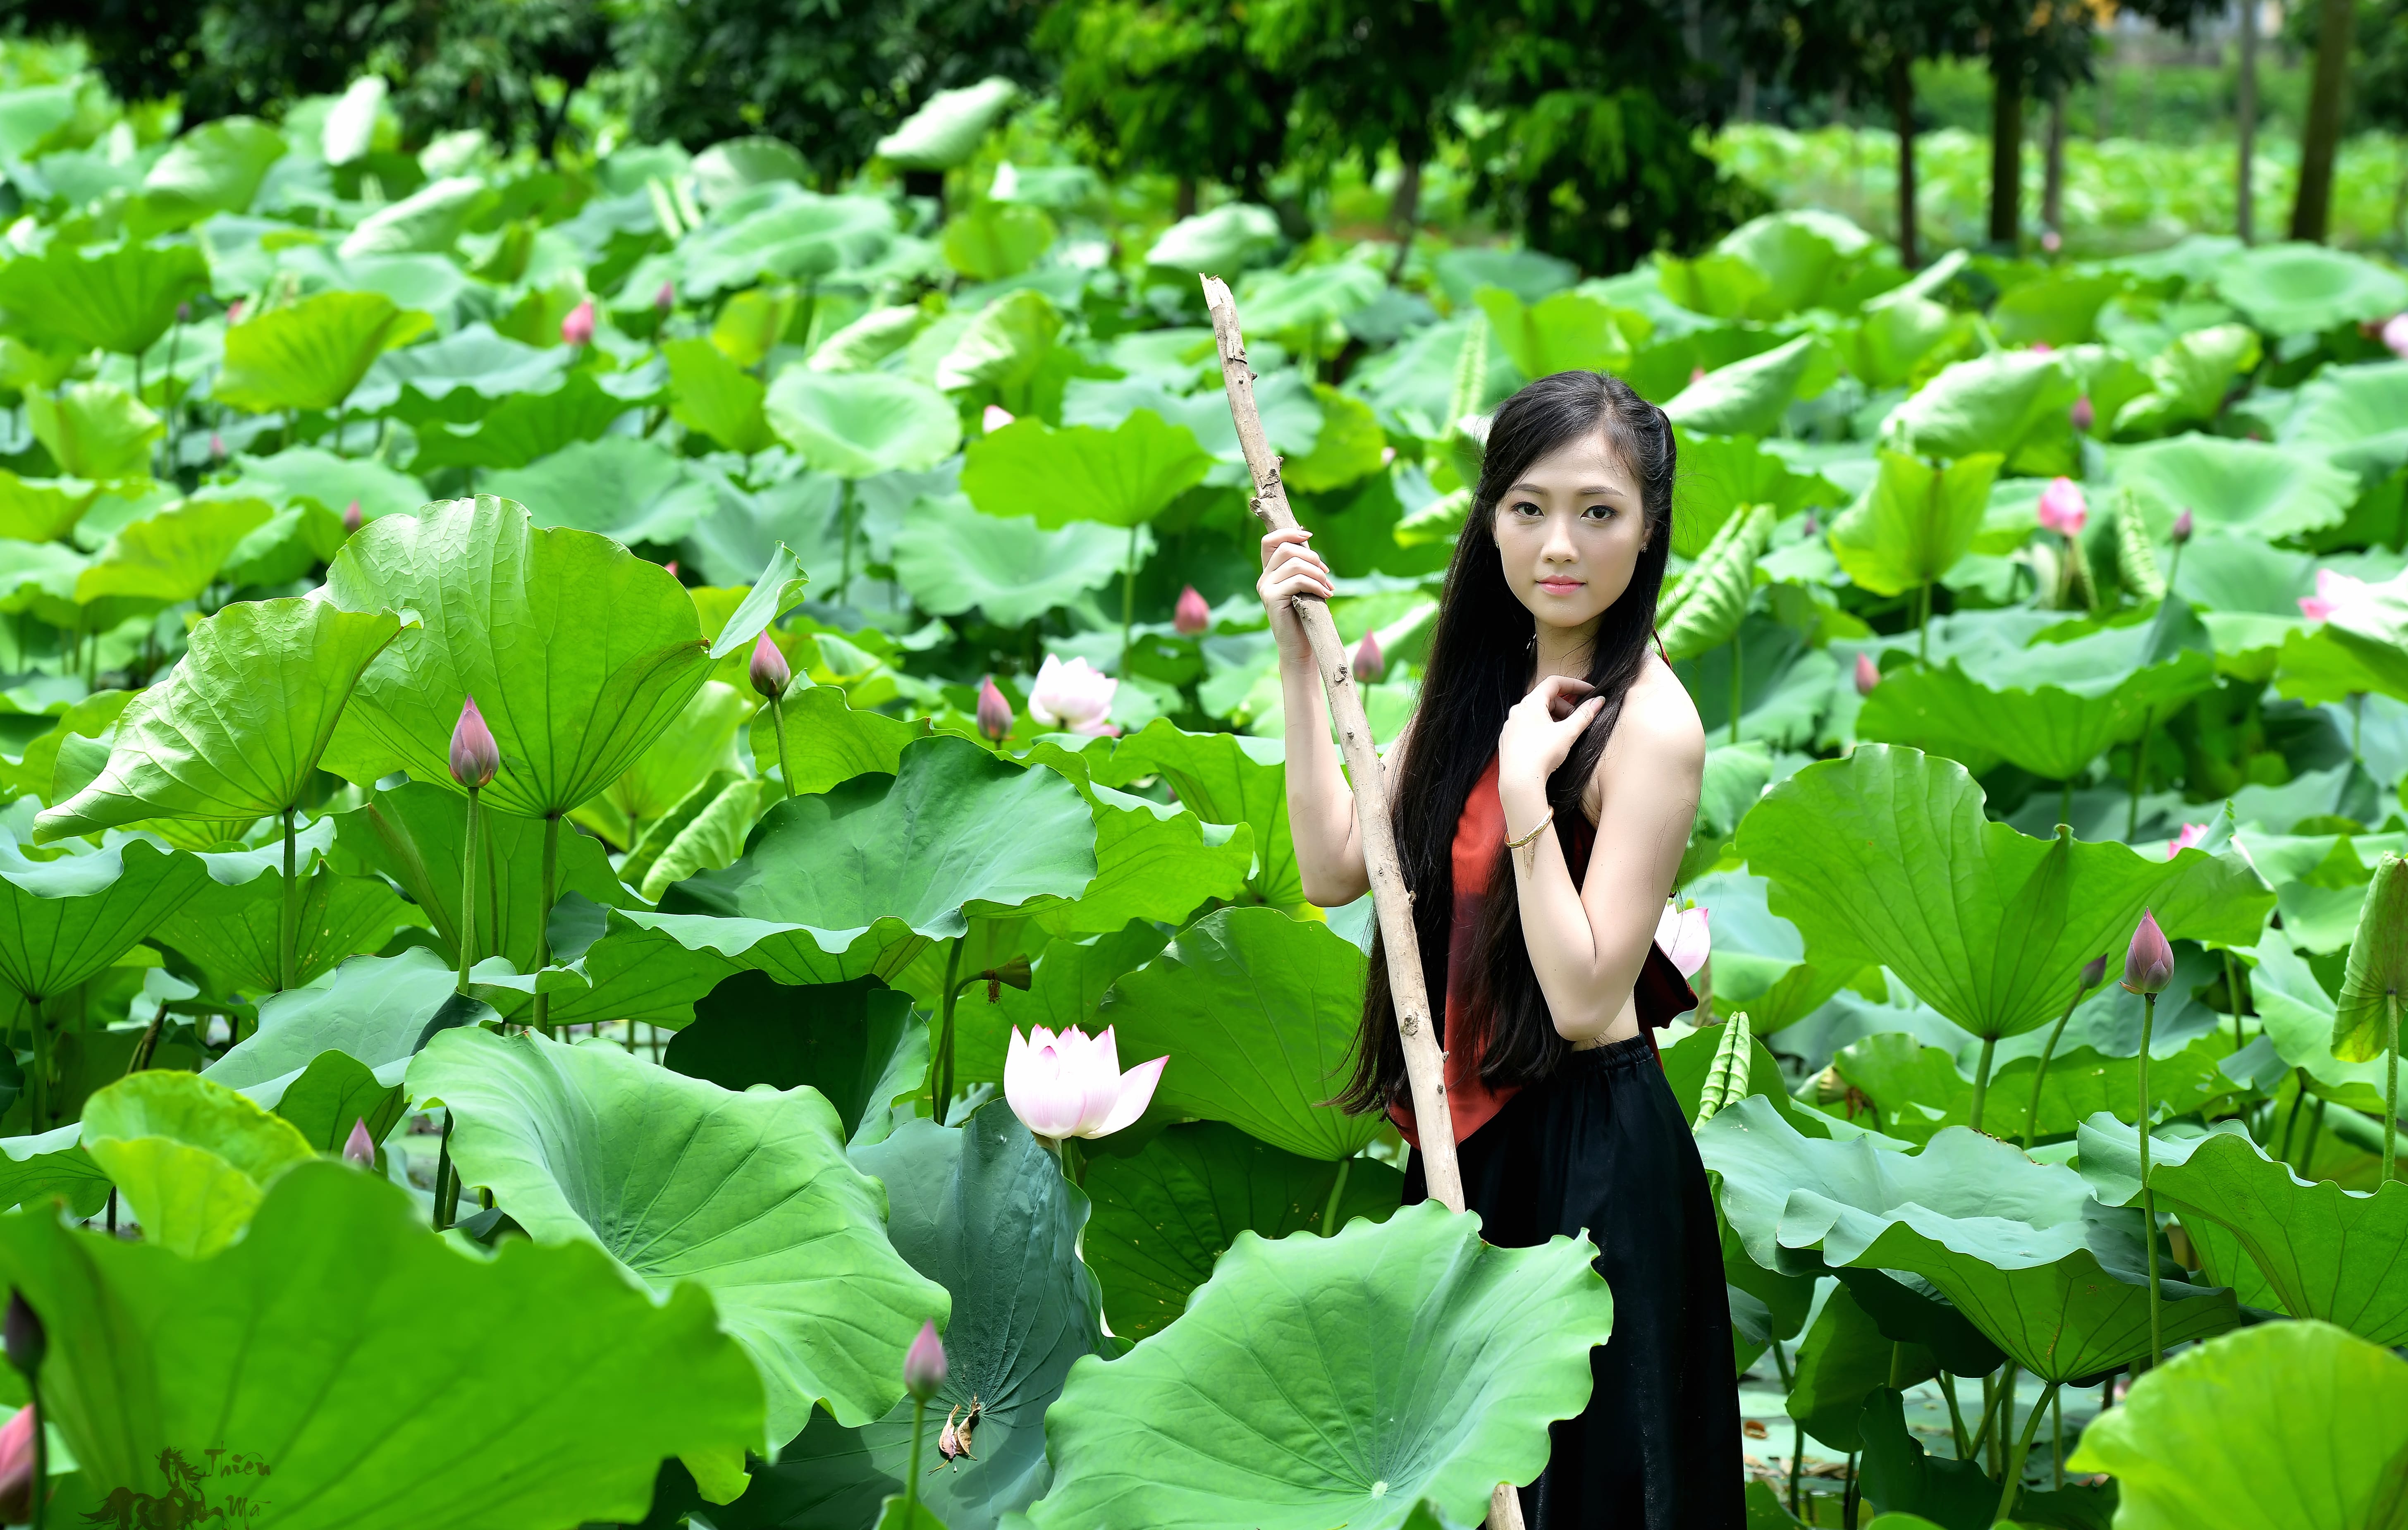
left=2038, top=478, right=2088, bottom=536
left=343, top=1118, right=375, bottom=1165
left=1028, top=654, right=1118, bottom=737
left=209, top=432, right=225, bottom=460
left=2300, top=568, right=2375, bottom=623
left=449, top=696, right=500, bottom=790
left=560, top=298, right=596, bottom=347
left=0, top=1403, right=33, bottom=1522
left=1854, top=652, right=1880, bottom=696
left=1353, top=628, right=1384, bottom=683
left=227, top=299, right=245, bottom=323
left=1003, top=1024, right=1167, bottom=1141
left=748, top=631, right=791, bottom=701
left=2384, top=313, right=2408, bottom=360
left=1655, top=903, right=1710, bottom=979
left=982, top=404, right=1015, bottom=434
left=976, top=676, right=1013, bottom=740
left=1173, top=585, right=1210, bottom=636
left=2166, top=823, right=2207, bottom=859
left=903, top=1320, right=947, bottom=1401
left=2123, top=908, right=2174, bottom=994
left=655, top=280, right=676, bottom=312
left=2040, top=230, right=2063, bottom=255
left=343, top=499, right=363, bottom=533
left=2171, top=508, right=2194, bottom=544
left=2070, top=396, right=2095, bottom=433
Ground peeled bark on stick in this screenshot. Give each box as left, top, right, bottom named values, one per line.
left=1204, top=277, right=1524, bottom=1530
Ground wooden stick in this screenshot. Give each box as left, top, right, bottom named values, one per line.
left=1202, top=273, right=1522, bottom=1530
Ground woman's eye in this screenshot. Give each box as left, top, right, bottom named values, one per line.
left=1583, top=504, right=1614, bottom=521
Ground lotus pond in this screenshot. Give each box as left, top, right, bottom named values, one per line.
left=0, top=61, right=2398, bottom=1530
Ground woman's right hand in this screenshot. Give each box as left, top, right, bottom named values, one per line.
left=1258, top=528, right=1335, bottom=661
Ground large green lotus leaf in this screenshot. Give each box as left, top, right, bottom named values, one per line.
left=28, top=381, right=161, bottom=480
left=1833, top=1030, right=2240, bottom=1147
left=709, top=1100, right=1101, bottom=1530
left=651, top=735, right=1096, bottom=984
left=745, top=682, right=930, bottom=797
left=0, top=1158, right=765, bottom=1528
left=960, top=412, right=1214, bottom=529
left=764, top=369, right=960, bottom=480
left=334, top=778, right=626, bottom=974
left=74, top=495, right=272, bottom=608
left=2213, top=241, right=2408, bottom=337
left=667, top=337, right=778, bottom=456
left=691, top=135, right=807, bottom=206
left=0, top=1133, right=110, bottom=1217
left=1854, top=607, right=2217, bottom=782
left=1662, top=334, right=1825, bottom=438
left=0, top=240, right=210, bottom=356
left=322, top=494, right=713, bottom=818
left=934, top=288, right=1063, bottom=395
left=353, top=322, right=570, bottom=424
left=679, top=192, right=897, bottom=299
left=951, top=923, right=1172, bottom=1090
left=1784, top=1282, right=1938, bottom=1454
left=1028, top=1200, right=1611, bottom=1530
left=1828, top=450, right=2002, bottom=598
left=1698, top=1097, right=2236, bottom=1380
left=411, top=1026, right=944, bottom=1444
left=215, top=291, right=434, bottom=415
left=2281, top=360, right=2408, bottom=483
left=504, top=905, right=743, bottom=1032
left=1093, top=905, right=1376, bottom=1161
left=269, top=1047, right=408, bottom=1160
left=1046, top=786, right=1251, bottom=937
left=626, top=773, right=773, bottom=901
left=2277, top=569, right=2408, bottom=709
left=707, top=544, right=809, bottom=663
left=229, top=445, right=425, bottom=524
left=1737, top=746, right=2273, bottom=1041
left=1235, top=262, right=1387, bottom=339
left=573, top=679, right=752, bottom=846
left=1990, top=271, right=2128, bottom=348
left=484, top=436, right=714, bottom=546
left=2112, top=322, right=2263, bottom=437
left=80, top=1069, right=316, bottom=1257
left=2107, top=433, right=2358, bottom=541
left=337, top=174, right=494, bottom=258
left=2240, top=926, right=2398, bottom=1115
left=1087, top=722, right=1299, bottom=908
left=1670, top=429, right=1841, bottom=559
left=1084, top=1121, right=1405, bottom=1341
left=1658, top=503, right=1770, bottom=662
left=1878, top=349, right=2078, bottom=461
left=202, top=949, right=495, bottom=1109
left=410, top=371, right=638, bottom=474
left=942, top=203, right=1058, bottom=285
left=877, top=76, right=1020, bottom=169
left=0, top=832, right=207, bottom=1002
left=153, top=864, right=410, bottom=999
left=1473, top=286, right=1630, bottom=378
left=36, top=600, right=399, bottom=841
left=134, top=116, right=286, bottom=227
left=894, top=492, right=1135, bottom=626
left=2077, top=1117, right=2408, bottom=1345
left=0, top=470, right=100, bottom=543
left=664, top=973, right=927, bottom=1148
left=2066, top=1320, right=2408, bottom=1530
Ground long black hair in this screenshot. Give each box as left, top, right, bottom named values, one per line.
left=1339, top=370, right=1677, bottom=1113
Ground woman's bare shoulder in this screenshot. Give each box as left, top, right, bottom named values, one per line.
left=1608, top=654, right=1707, bottom=774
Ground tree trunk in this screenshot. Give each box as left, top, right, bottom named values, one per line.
left=1737, top=67, right=1758, bottom=122
left=1387, top=159, right=1424, bottom=283
left=1175, top=177, right=1198, bottom=221
left=2237, top=0, right=2259, bottom=242
left=1891, top=53, right=1921, bottom=268
left=1989, top=41, right=2026, bottom=248
left=2291, top=0, right=2356, bottom=241
left=2042, top=87, right=2066, bottom=239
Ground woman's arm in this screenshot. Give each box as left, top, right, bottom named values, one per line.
left=1257, top=527, right=1373, bottom=906
left=1495, top=665, right=1705, bottom=1041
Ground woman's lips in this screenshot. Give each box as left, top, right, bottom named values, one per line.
left=1537, top=578, right=1584, bottom=595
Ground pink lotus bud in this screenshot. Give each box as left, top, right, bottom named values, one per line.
left=655, top=280, right=676, bottom=312
left=2123, top=908, right=2174, bottom=995
left=227, top=299, right=245, bottom=323
left=209, top=432, right=225, bottom=460
left=2029, top=340, right=2054, bottom=353
left=2070, top=396, right=2095, bottom=433
left=1353, top=628, right=1384, bottom=683
left=560, top=298, right=596, bottom=347
left=2041, top=230, right=2062, bottom=255
left=982, top=404, right=1015, bottom=434
left=1027, top=654, right=1119, bottom=738
left=1689, top=366, right=1708, bottom=385
left=4, top=1293, right=41, bottom=1376
left=977, top=676, right=1013, bottom=741
left=2385, top=313, right=2408, bottom=360
left=175, top=301, right=191, bottom=323
left=748, top=631, right=791, bottom=701
left=1004, top=1023, right=1167, bottom=1141
left=1801, top=512, right=1818, bottom=536
left=1854, top=652, right=1880, bottom=696
left=0, top=1403, right=33, bottom=1522
left=1381, top=445, right=1397, bottom=465
left=1173, top=586, right=1210, bottom=636
left=2300, top=567, right=2373, bottom=623
left=343, top=1118, right=375, bottom=1165
left=2037, top=477, right=2088, bottom=536
left=1654, top=903, right=1710, bottom=978
left=663, top=561, right=678, bottom=580
left=2079, top=953, right=2109, bottom=990
left=449, top=696, right=500, bottom=790
left=903, top=1320, right=947, bottom=1401
left=2172, top=508, right=2193, bottom=544
left=343, top=498, right=363, bottom=533
left=2166, top=822, right=2207, bottom=860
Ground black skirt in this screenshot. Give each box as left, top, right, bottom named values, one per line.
left=1402, top=1034, right=1747, bottom=1530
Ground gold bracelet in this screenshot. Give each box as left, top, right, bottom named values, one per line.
left=1503, top=806, right=1554, bottom=851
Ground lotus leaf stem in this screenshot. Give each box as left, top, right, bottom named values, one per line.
left=2278, top=1066, right=2312, bottom=1162
left=278, top=807, right=300, bottom=992
left=1121, top=524, right=1140, bottom=667
left=1968, top=1034, right=1998, bottom=1133
left=431, top=1114, right=455, bottom=1233
left=932, top=937, right=964, bottom=1121
left=2224, top=949, right=2245, bottom=1050
left=2052, top=1388, right=2063, bottom=1487
left=1916, top=581, right=1931, bottom=662
left=1320, top=1156, right=1353, bottom=1235
left=1939, top=1372, right=1971, bottom=1459
left=2308, top=1094, right=2329, bottom=1177
left=533, top=815, right=559, bottom=1037
left=1993, top=1379, right=2060, bottom=1526
left=903, top=1395, right=927, bottom=1518
left=1727, top=627, right=1742, bottom=745
left=27, top=1387, right=43, bottom=1530
left=2021, top=986, right=2086, bottom=1149
left=2386, top=992, right=2399, bottom=1183
left=457, top=789, right=481, bottom=992
left=769, top=692, right=796, bottom=800
left=2125, top=708, right=2152, bottom=839
left=2138, top=990, right=2163, bottom=1368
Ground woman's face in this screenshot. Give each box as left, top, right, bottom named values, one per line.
left=1491, top=427, right=1647, bottom=636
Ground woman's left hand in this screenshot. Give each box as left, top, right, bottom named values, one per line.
left=1497, top=675, right=1604, bottom=819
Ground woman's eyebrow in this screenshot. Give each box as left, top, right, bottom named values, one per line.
left=1508, top=481, right=1632, bottom=497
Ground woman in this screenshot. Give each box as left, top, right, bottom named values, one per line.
left=1260, top=370, right=1746, bottom=1529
